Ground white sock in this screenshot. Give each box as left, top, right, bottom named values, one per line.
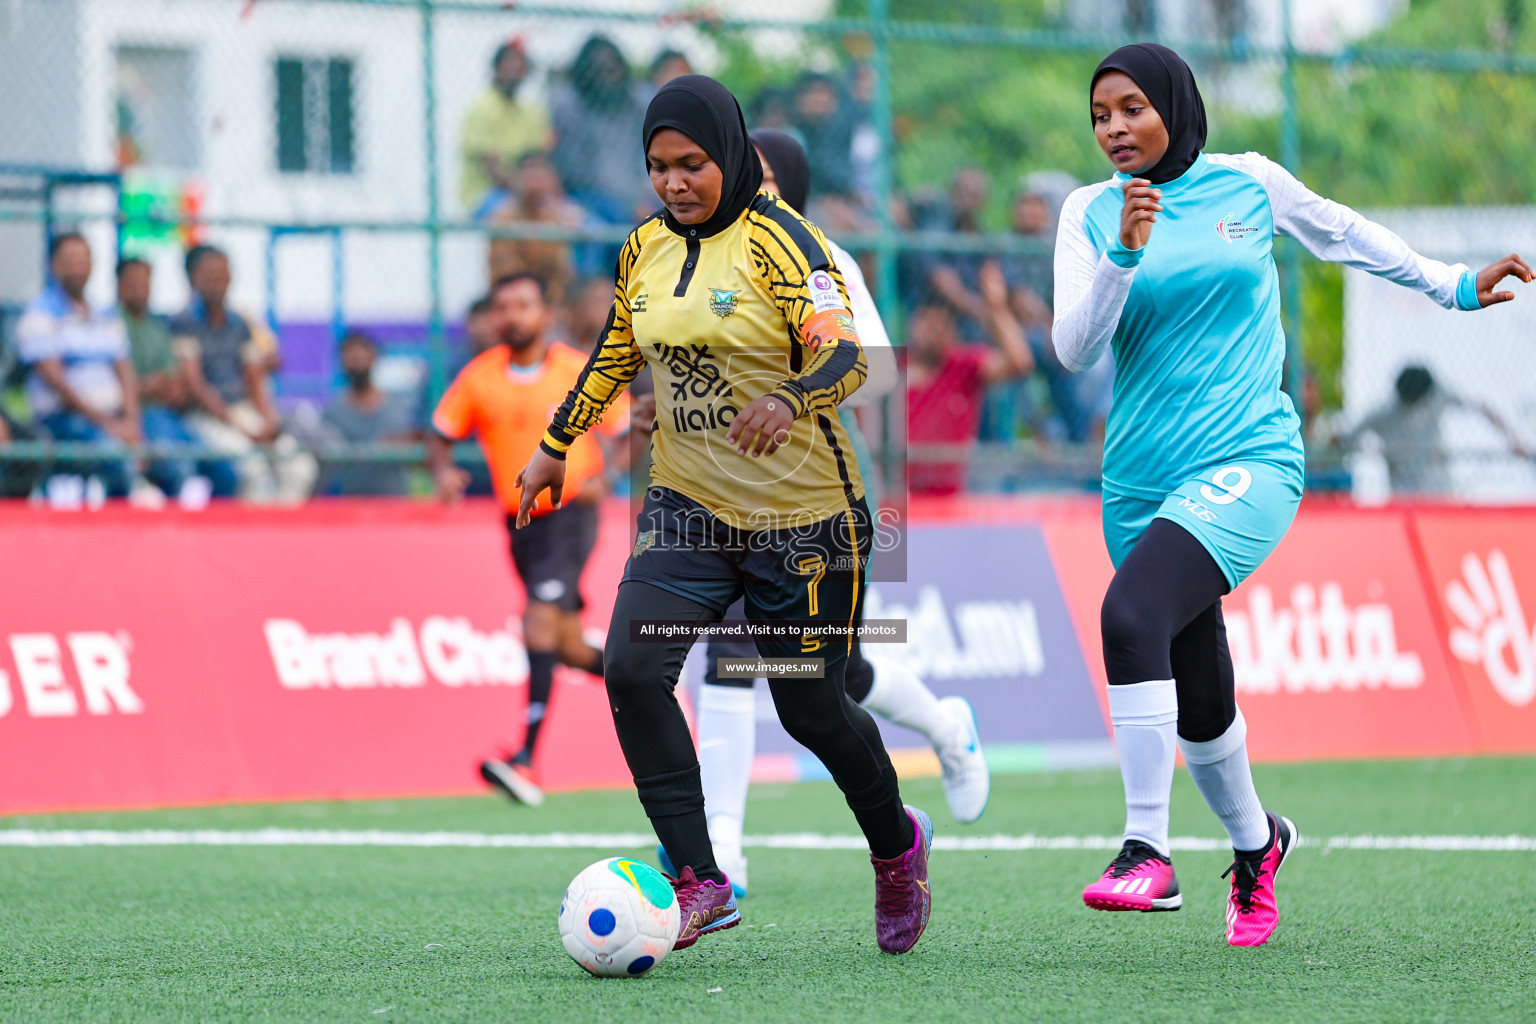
left=859, top=653, right=965, bottom=750
left=1107, top=679, right=1179, bottom=858
left=1179, top=710, right=1270, bottom=853
left=698, top=683, right=756, bottom=855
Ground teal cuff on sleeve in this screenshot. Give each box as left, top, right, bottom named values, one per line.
left=1107, top=241, right=1145, bottom=269
left=1456, top=270, right=1481, bottom=311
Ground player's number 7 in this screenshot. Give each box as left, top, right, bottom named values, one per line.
left=798, top=556, right=827, bottom=617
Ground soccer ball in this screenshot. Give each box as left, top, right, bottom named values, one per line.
left=558, top=856, right=679, bottom=978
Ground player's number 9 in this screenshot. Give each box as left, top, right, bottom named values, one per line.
left=1200, top=466, right=1253, bottom=506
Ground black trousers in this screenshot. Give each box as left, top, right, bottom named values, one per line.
left=1100, top=517, right=1237, bottom=743
left=605, top=488, right=911, bottom=867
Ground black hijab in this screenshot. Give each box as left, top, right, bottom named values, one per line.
left=643, top=75, right=762, bottom=238
left=748, top=128, right=810, bottom=213
left=1091, top=43, right=1207, bottom=186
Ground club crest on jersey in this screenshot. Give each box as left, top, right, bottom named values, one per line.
left=708, top=289, right=740, bottom=318
left=632, top=530, right=659, bottom=558
left=1216, top=213, right=1260, bottom=242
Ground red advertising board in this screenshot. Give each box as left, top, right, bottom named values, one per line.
left=0, top=501, right=633, bottom=814
left=1043, top=503, right=1478, bottom=762
left=1, top=496, right=1529, bottom=816
left=1411, top=511, right=1536, bottom=753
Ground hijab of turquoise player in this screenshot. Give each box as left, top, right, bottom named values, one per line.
left=1091, top=43, right=1208, bottom=186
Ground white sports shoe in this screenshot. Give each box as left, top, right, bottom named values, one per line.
left=935, top=696, right=989, bottom=823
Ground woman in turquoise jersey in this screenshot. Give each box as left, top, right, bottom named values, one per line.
left=1054, top=43, right=1531, bottom=947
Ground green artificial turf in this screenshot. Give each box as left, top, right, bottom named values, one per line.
left=0, top=757, right=1532, bottom=1023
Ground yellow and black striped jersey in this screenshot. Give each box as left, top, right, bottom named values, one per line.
left=541, top=192, right=868, bottom=528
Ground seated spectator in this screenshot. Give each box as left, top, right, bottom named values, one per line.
left=991, top=175, right=1109, bottom=446
left=918, top=168, right=992, bottom=330
left=550, top=35, right=653, bottom=227
left=317, top=331, right=420, bottom=496
left=487, top=152, right=589, bottom=303
left=794, top=72, right=865, bottom=232
left=117, top=257, right=237, bottom=499
left=906, top=261, right=1033, bottom=495
left=459, top=37, right=552, bottom=221
left=18, top=233, right=138, bottom=497
left=169, top=245, right=318, bottom=504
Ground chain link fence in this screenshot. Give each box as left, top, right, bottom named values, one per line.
left=0, top=0, right=1531, bottom=503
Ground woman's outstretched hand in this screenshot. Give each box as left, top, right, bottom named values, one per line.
left=1476, top=254, right=1535, bottom=307
left=1119, top=177, right=1162, bottom=251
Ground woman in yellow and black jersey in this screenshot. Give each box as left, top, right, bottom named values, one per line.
left=517, top=76, right=932, bottom=956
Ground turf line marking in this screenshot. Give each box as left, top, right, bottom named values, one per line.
left=0, top=829, right=1532, bottom=852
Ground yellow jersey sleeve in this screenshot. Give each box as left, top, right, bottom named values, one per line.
left=746, top=196, right=868, bottom=419
left=539, top=219, right=656, bottom=459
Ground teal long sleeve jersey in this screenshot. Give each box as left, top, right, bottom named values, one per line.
left=1052, top=151, right=1481, bottom=502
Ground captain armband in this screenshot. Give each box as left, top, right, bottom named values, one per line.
left=802, top=307, right=860, bottom=354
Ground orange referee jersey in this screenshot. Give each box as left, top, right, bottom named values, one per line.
left=433, top=342, right=629, bottom=516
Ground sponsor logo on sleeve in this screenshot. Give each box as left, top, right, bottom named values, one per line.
left=809, top=270, right=842, bottom=313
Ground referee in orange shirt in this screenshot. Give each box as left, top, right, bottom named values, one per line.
left=428, top=271, right=630, bottom=806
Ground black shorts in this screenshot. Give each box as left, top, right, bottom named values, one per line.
left=506, top=500, right=599, bottom=613
left=623, top=486, right=872, bottom=672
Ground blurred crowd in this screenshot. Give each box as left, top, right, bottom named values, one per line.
left=0, top=34, right=1121, bottom=504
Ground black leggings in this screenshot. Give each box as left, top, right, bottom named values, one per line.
left=605, top=580, right=908, bottom=865
left=1101, top=518, right=1236, bottom=744
left=704, top=597, right=876, bottom=704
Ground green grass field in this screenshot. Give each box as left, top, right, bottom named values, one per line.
left=2, top=757, right=1532, bottom=1023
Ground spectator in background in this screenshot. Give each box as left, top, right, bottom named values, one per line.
left=1345, top=364, right=1530, bottom=496
left=170, top=245, right=317, bottom=504
left=487, top=151, right=590, bottom=302
left=459, top=38, right=552, bottom=221
left=907, top=261, right=1033, bottom=495
left=560, top=276, right=616, bottom=356
left=919, top=167, right=992, bottom=329
left=647, top=49, right=692, bottom=93
left=995, top=172, right=1111, bottom=446
left=18, top=233, right=138, bottom=497
left=117, top=257, right=238, bottom=500
left=750, top=84, right=797, bottom=132
left=318, top=331, right=420, bottom=496
left=550, top=35, right=653, bottom=227
left=794, top=72, right=864, bottom=231
left=465, top=295, right=497, bottom=360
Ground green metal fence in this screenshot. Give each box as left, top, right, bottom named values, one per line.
left=1, top=0, right=1533, bottom=501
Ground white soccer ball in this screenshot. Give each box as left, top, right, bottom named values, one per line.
left=558, top=856, right=679, bottom=978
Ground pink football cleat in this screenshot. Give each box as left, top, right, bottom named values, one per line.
left=1223, top=813, right=1298, bottom=947
left=1082, top=840, right=1182, bottom=912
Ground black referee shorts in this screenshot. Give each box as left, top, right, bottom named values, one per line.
left=622, top=486, right=872, bottom=674
left=505, top=500, right=599, bottom=613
